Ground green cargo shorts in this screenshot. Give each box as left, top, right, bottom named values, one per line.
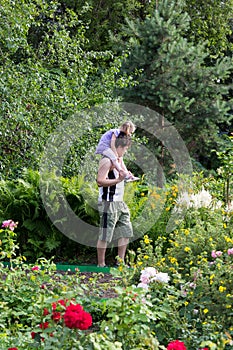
left=98, top=201, right=133, bottom=243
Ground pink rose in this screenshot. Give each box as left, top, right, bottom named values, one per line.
left=227, top=248, right=233, bottom=255
left=2, top=219, right=18, bottom=231
left=211, top=250, right=222, bottom=258
left=31, top=266, right=40, bottom=271
left=140, top=275, right=150, bottom=284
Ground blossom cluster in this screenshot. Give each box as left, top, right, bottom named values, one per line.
left=137, top=267, right=170, bottom=289
left=31, top=299, right=92, bottom=341
left=167, top=340, right=187, bottom=350
left=211, top=248, right=233, bottom=258
left=166, top=339, right=209, bottom=350
left=1, top=219, right=18, bottom=231
left=175, top=189, right=222, bottom=210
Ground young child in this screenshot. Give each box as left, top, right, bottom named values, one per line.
left=95, top=121, right=136, bottom=178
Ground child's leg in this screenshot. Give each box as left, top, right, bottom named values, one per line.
left=102, top=148, right=123, bottom=172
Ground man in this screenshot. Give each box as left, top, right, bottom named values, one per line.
left=96, top=136, right=133, bottom=267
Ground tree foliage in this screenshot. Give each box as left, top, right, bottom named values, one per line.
left=184, top=0, right=233, bottom=58
left=60, top=0, right=155, bottom=50
left=1, top=0, right=233, bottom=178
left=0, top=0, right=127, bottom=179
left=113, top=0, right=233, bottom=166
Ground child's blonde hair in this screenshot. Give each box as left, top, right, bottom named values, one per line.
left=119, top=121, right=136, bottom=135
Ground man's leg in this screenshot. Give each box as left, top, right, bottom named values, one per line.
left=117, top=237, right=129, bottom=261
left=97, top=239, right=107, bottom=267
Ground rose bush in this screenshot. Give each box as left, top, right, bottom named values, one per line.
left=1, top=165, right=233, bottom=350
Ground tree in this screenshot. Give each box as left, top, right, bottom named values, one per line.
left=58, top=0, right=155, bottom=51
left=0, top=0, right=127, bottom=179
left=114, top=0, right=233, bottom=168
left=184, top=0, right=233, bottom=58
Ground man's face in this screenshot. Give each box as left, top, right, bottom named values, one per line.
left=116, top=146, right=128, bottom=158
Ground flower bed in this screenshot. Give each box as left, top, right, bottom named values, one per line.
left=1, top=188, right=233, bottom=350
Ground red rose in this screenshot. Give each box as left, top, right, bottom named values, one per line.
left=52, top=299, right=67, bottom=311
left=58, top=299, right=66, bottom=307
left=52, top=311, right=62, bottom=322
left=39, top=322, right=49, bottom=330
left=43, top=308, right=49, bottom=316
left=167, top=340, right=187, bottom=350
left=78, top=311, right=92, bottom=330
left=66, top=303, right=83, bottom=313
left=64, top=309, right=83, bottom=329
left=63, top=302, right=92, bottom=330
left=31, top=332, right=36, bottom=339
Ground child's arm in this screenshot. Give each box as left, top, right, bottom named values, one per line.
left=120, top=158, right=134, bottom=179
left=110, top=133, right=118, bottom=156
left=120, top=157, right=128, bottom=172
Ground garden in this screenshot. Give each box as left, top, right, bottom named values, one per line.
left=0, top=135, right=233, bottom=349
left=1, top=0, right=233, bottom=349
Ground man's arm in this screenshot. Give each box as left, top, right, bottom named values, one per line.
left=96, top=158, right=125, bottom=187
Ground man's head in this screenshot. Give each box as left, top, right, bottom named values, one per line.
left=115, top=135, right=131, bottom=157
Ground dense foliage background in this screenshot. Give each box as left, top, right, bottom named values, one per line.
left=1, top=3, right=233, bottom=348
left=1, top=0, right=233, bottom=179
left=0, top=0, right=233, bottom=261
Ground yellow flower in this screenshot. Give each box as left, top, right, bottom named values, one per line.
left=144, top=255, right=149, bottom=260
left=137, top=261, right=143, bottom=266
left=165, top=207, right=170, bottom=211
left=169, top=256, right=178, bottom=264
left=169, top=267, right=176, bottom=273
left=224, top=236, right=233, bottom=243
left=219, top=286, right=226, bottom=293
left=144, top=238, right=150, bottom=244
left=223, top=223, right=227, bottom=229
left=118, top=265, right=123, bottom=272
left=184, top=247, right=191, bottom=252
left=226, top=304, right=232, bottom=308
left=203, top=308, right=209, bottom=314
left=184, top=301, right=189, bottom=306
left=184, top=229, right=190, bottom=235
left=141, top=192, right=145, bottom=196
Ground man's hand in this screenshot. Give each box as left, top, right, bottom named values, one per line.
left=119, top=170, right=128, bottom=181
